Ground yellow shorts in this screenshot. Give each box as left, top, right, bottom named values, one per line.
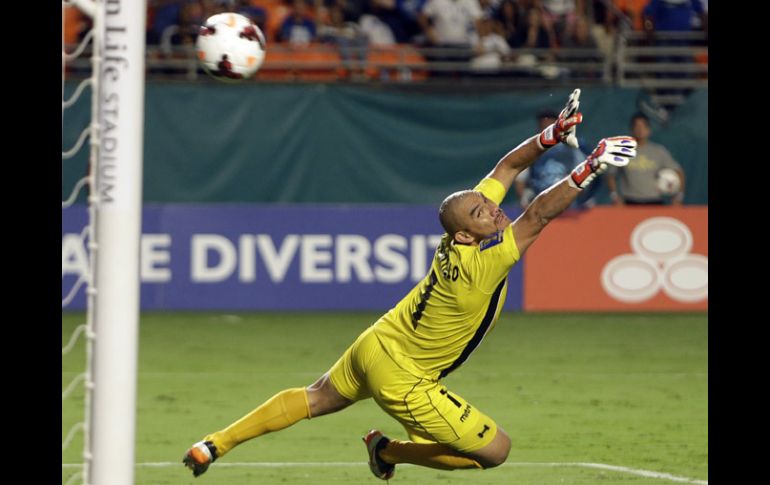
left=328, top=326, right=498, bottom=453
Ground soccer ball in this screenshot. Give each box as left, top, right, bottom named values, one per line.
left=656, top=168, right=681, bottom=196
left=196, top=13, right=266, bottom=81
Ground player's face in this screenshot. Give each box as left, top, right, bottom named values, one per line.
left=459, top=191, right=511, bottom=242
left=631, top=119, right=650, bottom=141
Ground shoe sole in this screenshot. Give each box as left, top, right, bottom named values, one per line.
left=363, top=430, right=394, bottom=480
left=183, top=447, right=211, bottom=477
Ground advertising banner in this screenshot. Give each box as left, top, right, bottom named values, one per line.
left=523, top=207, right=708, bottom=311
left=62, top=204, right=525, bottom=311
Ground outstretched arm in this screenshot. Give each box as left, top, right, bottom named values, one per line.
left=606, top=172, right=624, bottom=206
left=485, top=136, right=546, bottom=193
left=487, top=89, right=583, bottom=192
left=511, top=137, right=637, bottom=255
left=672, top=168, right=686, bottom=205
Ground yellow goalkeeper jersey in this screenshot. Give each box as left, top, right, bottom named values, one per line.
left=372, top=177, right=521, bottom=381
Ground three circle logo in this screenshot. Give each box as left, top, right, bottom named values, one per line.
left=601, top=217, right=708, bottom=303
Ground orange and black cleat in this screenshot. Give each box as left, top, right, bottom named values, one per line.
left=363, top=429, right=395, bottom=481
left=182, top=440, right=218, bottom=477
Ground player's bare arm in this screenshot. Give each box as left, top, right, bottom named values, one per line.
left=487, top=89, right=583, bottom=192
left=512, top=136, right=637, bottom=254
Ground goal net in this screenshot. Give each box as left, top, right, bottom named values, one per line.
left=62, top=1, right=146, bottom=483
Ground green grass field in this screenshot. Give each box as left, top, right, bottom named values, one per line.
left=62, top=312, right=707, bottom=484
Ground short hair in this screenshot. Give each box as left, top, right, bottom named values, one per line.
left=630, top=112, right=650, bottom=127
left=438, top=190, right=474, bottom=236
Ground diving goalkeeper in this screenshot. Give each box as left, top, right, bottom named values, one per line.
left=183, top=89, right=637, bottom=479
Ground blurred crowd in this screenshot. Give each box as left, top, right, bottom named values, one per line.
left=63, top=0, right=707, bottom=81
left=64, top=0, right=707, bottom=52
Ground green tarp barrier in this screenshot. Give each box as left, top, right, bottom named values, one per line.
left=62, top=83, right=707, bottom=204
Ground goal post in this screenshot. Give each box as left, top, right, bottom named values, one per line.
left=88, top=0, right=146, bottom=483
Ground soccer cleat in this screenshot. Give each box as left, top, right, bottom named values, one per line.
left=363, top=429, right=395, bottom=480
left=182, top=440, right=218, bottom=477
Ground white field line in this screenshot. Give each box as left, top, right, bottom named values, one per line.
left=61, top=461, right=707, bottom=484
left=60, top=371, right=708, bottom=378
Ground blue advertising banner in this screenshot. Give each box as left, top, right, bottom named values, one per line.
left=62, top=205, right=524, bottom=311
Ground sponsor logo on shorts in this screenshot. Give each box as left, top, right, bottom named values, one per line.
left=460, top=404, right=472, bottom=423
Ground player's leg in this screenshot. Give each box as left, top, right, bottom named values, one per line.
left=373, top=425, right=490, bottom=471
left=204, top=372, right=353, bottom=456
left=306, top=372, right=355, bottom=416
left=184, top=330, right=370, bottom=477
left=183, top=376, right=352, bottom=476
left=465, top=426, right=511, bottom=468
left=368, top=378, right=510, bottom=474
left=376, top=423, right=509, bottom=471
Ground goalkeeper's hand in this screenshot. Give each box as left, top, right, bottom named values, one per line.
left=539, top=88, right=582, bottom=148
left=569, top=136, right=637, bottom=190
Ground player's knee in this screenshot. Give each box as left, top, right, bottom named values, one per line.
left=482, top=446, right=510, bottom=469
left=305, top=374, right=352, bottom=417
left=476, top=429, right=511, bottom=469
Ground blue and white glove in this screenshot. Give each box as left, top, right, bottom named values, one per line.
left=569, top=136, right=637, bottom=190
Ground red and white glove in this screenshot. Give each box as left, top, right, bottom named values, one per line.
left=569, top=136, right=637, bottom=190
left=539, top=88, right=583, bottom=148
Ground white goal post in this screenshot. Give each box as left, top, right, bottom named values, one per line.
left=64, top=0, right=147, bottom=484
left=90, top=0, right=146, bottom=483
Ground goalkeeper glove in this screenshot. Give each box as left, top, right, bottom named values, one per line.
left=539, top=88, right=583, bottom=148
left=569, top=136, right=637, bottom=190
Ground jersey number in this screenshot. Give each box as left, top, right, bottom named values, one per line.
left=440, top=388, right=462, bottom=408
left=442, top=264, right=459, bottom=282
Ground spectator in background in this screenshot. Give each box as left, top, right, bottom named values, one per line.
left=561, top=14, right=596, bottom=48
left=494, top=0, right=528, bottom=48
left=146, top=0, right=204, bottom=70
left=524, top=6, right=558, bottom=50
left=605, top=0, right=648, bottom=32
left=691, top=0, right=707, bottom=32
left=329, top=0, right=368, bottom=23
left=317, top=1, right=369, bottom=76
left=359, top=0, right=399, bottom=45
left=520, top=4, right=559, bottom=76
left=362, top=0, right=407, bottom=44
left=642, top=0, right=706, bottom=35
left=278, top=0, right=317, bottom=45
left=606, top=112, right=685, bottom=205
left=518, top=0, right=540, bottom=10
left=317, top=1, right=367, bottom=46
left=493, top=0, right=557, bottom=77
left=477, top=0, right=499, bottom=18
left=147, top=0, right=184, bottom=46
left=642, top=0, right=706, bottom=96
left=515, top=109, right=596, bottom=208
left=233, top=0, right=268, bottom=34
left=561, top=13, right=602, bottom=71
left=419, top=0, right=483, bottom=47
left=204, top=0, right=233, bottom=15
left=178, top=1, right=206, bottom=47
left=470, top=15, right=511, bottom=74
left=541, top=0, right=584, bottom=46
left=418, top=0, right=484, bottom=74
left=394, top=0, right=428, bottom=43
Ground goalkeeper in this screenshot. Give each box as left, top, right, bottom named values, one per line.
left=184, top=90, right=637, bottom=479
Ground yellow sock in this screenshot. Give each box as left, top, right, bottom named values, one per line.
left=205, top=387, right=311, bottom=457
left=379, top=439, right=483, bottom=470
